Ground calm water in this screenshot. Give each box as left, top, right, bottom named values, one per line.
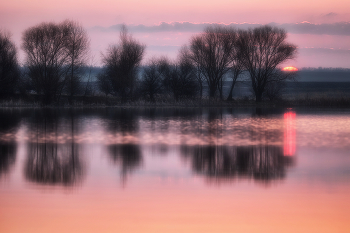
left=0, top=108, right=350, bottom=233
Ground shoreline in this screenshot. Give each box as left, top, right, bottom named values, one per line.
left=1, top=97, right=350, bottom=109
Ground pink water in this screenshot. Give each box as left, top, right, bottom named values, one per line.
left=0, top=108, right=349, bottom=233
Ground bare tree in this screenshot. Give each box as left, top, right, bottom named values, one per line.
left=226, top=30, right=244, bottom=101
left=141, top=57, right=168, bottom=102
left=63, top=21, right=90, bottom=103
left=188, top=26, right=236, bottom=99
left=226, top=64, right=244, bottom=101
left=97, top=72, right=112, bottom=97
left=22, top=20, right=91, bottom=105
left=22, top=22, right=70, bottom=104
left=237, top=26, right=297, bottom=102
left=101, top=26, right=145, bottom=103
left=164, top=50, right=198, bottom=102
left=178, top=45, right=204, bottom=99
left=181, top=46, right=205, bottom=100
left=0, top=30, right=20, bottom=98
left=83, top=57, right=97, bottom=98
left=263, top=69, right=297, bottom=101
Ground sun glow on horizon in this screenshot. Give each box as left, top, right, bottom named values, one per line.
left=282, top=66, right=298, bottom=71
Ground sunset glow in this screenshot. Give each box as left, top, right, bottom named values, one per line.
left=1, top=0, right=350, bottom=231
left=282, top=66, right=298, bottom=72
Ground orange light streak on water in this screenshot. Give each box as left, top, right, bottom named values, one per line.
left=284, top=111, right=296, bottom=156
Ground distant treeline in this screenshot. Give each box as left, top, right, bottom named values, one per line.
left=298, top=68, right=350, bottom=82
left=68, top=67, right=350, bottom=83
left=1, top=20, right=298, bottom=105
left=300, top=68, right=350, bottom=71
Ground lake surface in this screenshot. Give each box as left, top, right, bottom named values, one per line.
left=1, top=107, right=349, bottom=233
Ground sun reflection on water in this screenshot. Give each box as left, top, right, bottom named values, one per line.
left=284, top=110, right=296, bottom=156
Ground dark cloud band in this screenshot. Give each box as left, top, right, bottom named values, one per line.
left=91, top=22, right=350, bottom=36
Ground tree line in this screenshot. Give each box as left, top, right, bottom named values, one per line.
left=0, top=20, right=297, bottom=105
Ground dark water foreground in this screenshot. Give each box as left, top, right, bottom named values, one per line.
left=0, top=107, right=349, bottom=233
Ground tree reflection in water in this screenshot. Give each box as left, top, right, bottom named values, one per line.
left=0, top=110, right=20, bottom=177
left=0, top=141, right=17, bottom=177
left=104, top=109, right=142, bottom=184
left=20, top=107, right=295, bottom=186
left=25, top=110, right=84, bottom=186
left=104, top=108, right=139, bottom=134
left=108, top=144, right=142, bottom=184
left=180, top=108, right=295, bottom=184
left=181, top=145, right=294, bottom=184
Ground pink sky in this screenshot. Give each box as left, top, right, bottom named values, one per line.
left=1, top=0, right=350, bottom=67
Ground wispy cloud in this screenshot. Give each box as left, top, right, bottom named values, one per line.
left=299, top=47, right=350, bottom=54
left=322, top=12, right=338, bottom=18
left=91, top=22, right=261, bottom=33
left=281, top=22, right=350, bottom=35
left=91, top=21, right=350, bottom=36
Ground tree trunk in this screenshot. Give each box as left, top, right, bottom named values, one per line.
left=43, top=93, right=52, bottom=105
left=226, top=79, right=236, bottom=101
left=199, top=82, right=203, bottom=100
left=150, top=93, right=155, bottom=103
left=255, top=91, right=263, bottom=102
left=219, top=78, right=223, bottom=100
left=209, top=85, right=216, bottom=99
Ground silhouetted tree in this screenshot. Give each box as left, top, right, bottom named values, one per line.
left=181, top=46, right=205, bottom=99
left=101, top=26, right=145, bottom=103
left=22, top=20, right=90, bottom=105
left=141, top=57, right=168, bottom=102
left=0, top=30, right=20, bottom=98
left=164, top=49, right=198, bottom=101
left=22, top=22, right=70, bottom=104
left=188, top=26, right=236, bottom=99
left=63, top=21, right=90, bottom=103
left=263, top=69, right=297, bottom=101
left=97, top=72, right=112, bottom=97
left=82, top=61, right=97, bottom=98
left=237, top=26, right=297, bottom=102
left=226, top=30, right=244, bottom=101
